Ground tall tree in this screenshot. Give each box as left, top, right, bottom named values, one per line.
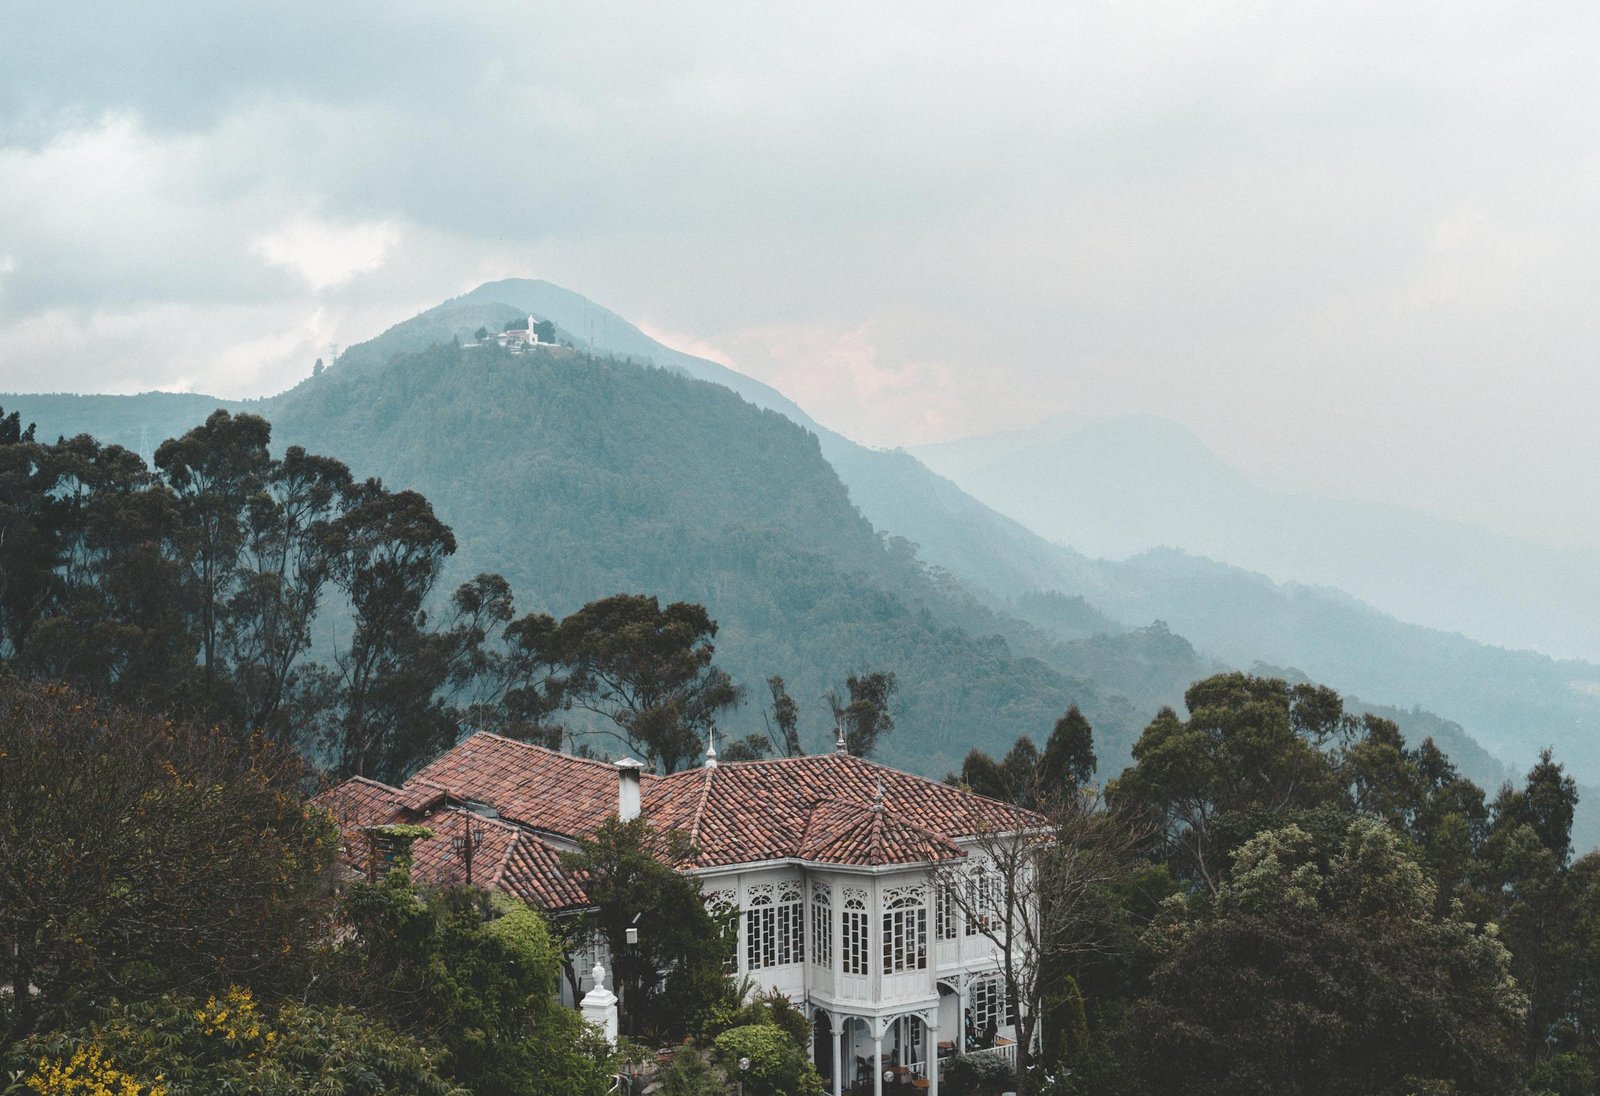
left=1131, top=820, right=1526, bottom=1096
left=1108, top=672, right=1345, bottom=894
left=321, top=480, right=459, bottom=781
left=1040, top=704, right=1097, bottom=790
left=226, top=444, right=353, bottom=734
left=552, top=594, right=742, bottom=772
left=828, top=669, right=897, bottom=758
left=155, top=410, right=274, bottom=705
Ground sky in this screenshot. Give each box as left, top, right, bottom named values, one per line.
left=2, top=1, right=1599, bottom=551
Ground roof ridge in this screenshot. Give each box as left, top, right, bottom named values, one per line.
left=464, top=731, right=656, bottom=776
left=484, top=828, right=521, bottom=889
left=685, top=766, right=715, bottom=855
left=343, top=775, right=403, bottom=792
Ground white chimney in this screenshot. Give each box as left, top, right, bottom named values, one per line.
left=615, top=758, right=644, bottom=821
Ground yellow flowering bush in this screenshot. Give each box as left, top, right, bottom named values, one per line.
left=21, top=1044, right=164, bottom=1096
left=193, top=986, right=273, bottom=1049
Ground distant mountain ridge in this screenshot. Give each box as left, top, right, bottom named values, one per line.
left=422, top=282, right=1600, bottom=784
left=8, top=279, right=1600, bottom=826
left=914, top=412, right=1600, bottom=665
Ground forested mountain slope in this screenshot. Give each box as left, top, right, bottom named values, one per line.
left=436, top=281, right=1600, bottom=787
left=262, top=340, right=1207, bottom=776
left=8, top=280, right=1594, bottom=812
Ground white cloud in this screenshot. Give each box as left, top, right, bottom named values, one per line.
left=252, top=216, right=403, bottom=291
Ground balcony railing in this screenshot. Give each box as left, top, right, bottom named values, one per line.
left=908, top=1039, right=1018, bottom=1085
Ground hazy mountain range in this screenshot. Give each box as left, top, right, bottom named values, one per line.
left=8, top=278, right=1599, bottom=844
left=914, top=414, right=1600, bottom=666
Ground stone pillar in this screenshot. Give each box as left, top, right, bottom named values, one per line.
left=579, top=962, right=618, bottom=1046
left=832, top=1021, right=843, bottom=1096
left=872, top=1031, right=883, bottom=1096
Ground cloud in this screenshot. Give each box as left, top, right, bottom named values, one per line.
left=252, top=217, right=403, bottom=291
left=1, top=0, right=1600, bottom=550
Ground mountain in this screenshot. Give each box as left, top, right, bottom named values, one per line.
left=914, top=412, right=1600, bottom=666
left=417, top=283, right=1600, bottom=787
left=1, top=339, right=1205, bottom=779
left=7, top=279, right=1595, bottom=813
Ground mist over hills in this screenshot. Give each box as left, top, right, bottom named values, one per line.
left=8, top=279, right=1600, bottom=838
left=915, top=413, right=1600, bottom=666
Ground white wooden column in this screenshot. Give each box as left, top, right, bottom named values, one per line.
left=872, top=1031, right=883, bottom=1096
left=832, top=1020, right=843, bottom=1096
left=927, top=1017, right=940, bottom=1096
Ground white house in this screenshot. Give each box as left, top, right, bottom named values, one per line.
left=317, top=732, right=1046, bottom=1095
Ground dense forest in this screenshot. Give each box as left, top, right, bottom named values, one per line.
left=7, top=398, right=1600, bottom=1093
left=1, top=325, right=1521, bottom=808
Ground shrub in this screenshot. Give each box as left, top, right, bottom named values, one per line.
left=712, top=1023, right=824, bottom=1096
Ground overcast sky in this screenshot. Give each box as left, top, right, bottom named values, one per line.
left=2, top=1, right=1598, bottom=550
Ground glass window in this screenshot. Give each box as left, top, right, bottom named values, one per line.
left=811, top=881, right=833, bottom=969
left=881, top=886, right=928, bottom=973
left=842, top=888, right=870, bottom=975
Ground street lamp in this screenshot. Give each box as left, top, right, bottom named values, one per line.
left=738, top=1055, right=750, bottom=1096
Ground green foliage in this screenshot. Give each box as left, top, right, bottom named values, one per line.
left=544, top=593, right=740, bottom=772
left=1041, top=704, right=1096, bottom=791
left=1040, top=973, right=1088, bottom=1072
left=4, top=989, right=466, bottom=1095
left=656, top=1048, right=732, bottom=1096
left=711, top=1024, right=824, bottom=1096
left=940, top=1052, right=1016, bottom=1096
left=828, top=669, right=898, bottom=758
left=0, top=677, right=335, bottom=1045
left=1130, top=819, right=1525, bottom=1096
left=326, top=873, right=612, bottom=1096
left=561, top=817, right=727, bottom=1042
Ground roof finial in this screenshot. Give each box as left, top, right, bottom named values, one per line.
left=705, top=727, right=719, bottom=769
left=873, top=775, right=885, bottom=810
left=835, top=726, right=848, bottom=755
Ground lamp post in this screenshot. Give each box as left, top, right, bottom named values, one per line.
left=738, top=1055, right=750, bottom=1096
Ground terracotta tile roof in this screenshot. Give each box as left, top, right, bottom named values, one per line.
left=407, top=733, right=627, bottom=835
left=500, top=836, right=591, bottom=911
left=797, top=798, right=966, bottom=866
left=642, top=751, right=1044, bottom=870
left=313, top=736, right=1047, bottom=905
left=310, top=778, right=592, bottom=913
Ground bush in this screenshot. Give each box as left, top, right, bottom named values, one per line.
left=0, top=678, right=336, bottom=1044
left=657, top=1048, right=733, bottom=1096
left=712, top=1023, right=824, bottom=1096
left=4, top=990, right=465, bottom=1095
left=941, top=1052, right=1017, bottom=1096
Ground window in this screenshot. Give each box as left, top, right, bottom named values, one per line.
left=811, top=881, right=832, bottom=969
left=745, top=880, right=804, bottom=970
left=935, top=881, right=956, bottom=941
left=882, top=885, right=928, bottom=973
left=971, top=976, right=1007, bottom=1040
left=964, top=869, right=999, bottom=937
left=842, top=888, right=870, bottom=975
left=704, top=889, right=738, bottom=972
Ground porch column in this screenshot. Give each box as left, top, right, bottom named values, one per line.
left=832, top=1021, right=842, bottom=1096
left=957, top=981, right=968, bottom=1054
left=872, top=1031, right=883, bottom=1096
left=927, top=1018, right=940, bottom=1096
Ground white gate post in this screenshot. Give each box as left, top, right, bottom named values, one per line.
left=580, top=962, right=619, bottom=1046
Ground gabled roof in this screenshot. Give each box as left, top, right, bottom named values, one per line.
left=312, top=772, right=593, bottom=913
left=797, top=798, right=965, bottom=867
left=408, top=732, right=628, bottom=836
left=643, top=751, right=1042, bottom=869
left=313, top=735, right=1046, bottom=909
